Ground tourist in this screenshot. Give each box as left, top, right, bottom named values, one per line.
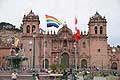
left=35, top=76, right=38, bottom=80
left=11, top=70, right=18, bottom=80
left=36, top=73, right=39, bottom=80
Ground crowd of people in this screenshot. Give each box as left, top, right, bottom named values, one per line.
left=0, top=67, right=119, bottom=80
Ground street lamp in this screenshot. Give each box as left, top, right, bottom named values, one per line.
left=73, top=41, right=77, bottom=71
left=111, top=46, right=116, bottom=72
left=32, top=31, right=36, bottom=80
left=43, top=31, right=46, bottom=70
left=112, top=47, right=116, bottom=53
left=29, top=41, right=32, bottom=68
left=72, top=41, right=77, bottom=80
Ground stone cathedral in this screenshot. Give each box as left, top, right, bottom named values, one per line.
left=0, top=11, right=120, bottom=71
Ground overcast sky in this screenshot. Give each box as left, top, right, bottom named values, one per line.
left=0, top=0, right=120, bottom=46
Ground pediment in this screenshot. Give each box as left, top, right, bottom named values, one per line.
left=80, top=52, right=90, bottom=58
left=57, top=24, right=73, bottom=39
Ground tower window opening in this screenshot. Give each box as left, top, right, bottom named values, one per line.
left=63, top=40, right=67, bottom=47
left=94, top=26, right=97, bottom=34
left=27, top=25, right=30, bottom=33
left=100, top=26, right=103, bottom=34
left=32, top=25, right=36, bottom=32
left=83, top=42, right=86, bottom=48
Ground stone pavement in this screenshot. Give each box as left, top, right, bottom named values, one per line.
left=68, top=76, right=106, bottom=80
left=94, top=77, right=106, bottom=80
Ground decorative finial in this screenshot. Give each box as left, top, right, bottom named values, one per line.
left=64, top=21, right=66, bottom=24
left=63, top=21, right=67, bottom=26
left=30, top=10, right=33, bottom=13
left=51, top=30, right=52, bottom=34
left=54, top=30, right=55, bottom=34
left=94, top=11, right=101, bottom=17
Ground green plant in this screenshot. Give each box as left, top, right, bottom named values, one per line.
left=50, top=64, right=67, bottom=73
left=50, top=64, right=57, bottom=71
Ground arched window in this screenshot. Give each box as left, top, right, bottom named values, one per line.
left=63, top=40, right=67, bottom=47
left=27, top=25, right=30, bottom=33
left=83, top=42, right=86, bottom=48
left=81, top=59, right=87, bottom=68
left=94, top=26, right=97, bottom=34
left=43, top=59, right=49, bottom=69
left=61, top=53, right=69, bottom=67
left=100, top=26, right=103, bottom=34
left=32, top=25, right=36, bottom=32
left=111, top=62, right=117, bottom=70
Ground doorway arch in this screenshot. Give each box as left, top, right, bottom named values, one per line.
left=81, top=59, right=87, bottom=68
left=61, top=53, right=69, bottom=67
left=111, top=62, right=117, bottom=70
left=43, top=59, right=49, bottom=69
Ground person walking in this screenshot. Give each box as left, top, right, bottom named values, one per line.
left=11, top=70, right=18, bottom=80
left=35, top=73, right=39, bottom=80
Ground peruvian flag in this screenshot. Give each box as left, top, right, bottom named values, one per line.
left=75, top=17, right=78, bottom=25
left=74, top=27, right=80, bottom=42
left=74, top=17, right=80, bottom=42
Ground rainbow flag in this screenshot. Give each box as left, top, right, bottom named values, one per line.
left=45, top=15, right=62, bottom=28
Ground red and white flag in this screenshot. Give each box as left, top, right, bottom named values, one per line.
left=74, top=28, right=80, bottom=42
left=75, top=17, right=78, bottom=25
left=74, top=17, right=80, bottom=42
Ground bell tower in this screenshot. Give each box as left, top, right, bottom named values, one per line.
left=88, top=12, right=107, bottom=37
left=22, top=10, right=40, bottom=34
left=21, top=10, right=40, bottom=68
left=88, top=12, right=109, bottom=70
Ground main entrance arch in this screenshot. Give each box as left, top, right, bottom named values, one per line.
left=111, top=62, right=117, bottom=70
left=81, top=59, right=87, bottom=68
left=61, top=53, right=69, bottom=67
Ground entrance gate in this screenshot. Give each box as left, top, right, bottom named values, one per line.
left=61, top=53, right=69, bottom=67
left=81, top=59, right=87, bottom=68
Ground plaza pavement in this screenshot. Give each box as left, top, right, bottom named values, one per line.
left=67, top=75, right=107, bottom=80
left=0, top=74, right=107, bottom=80
left=76, top=76, right=106, bottom=80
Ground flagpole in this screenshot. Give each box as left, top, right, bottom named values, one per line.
left=75, top=17, right=77, bottom=71
left=40, top=28, right=46, bottom=70
left=43, top=30, right=46, bottom=70
left=75, top=42, right=77, bottom=71
left=74, top=41, right=77, bottom=71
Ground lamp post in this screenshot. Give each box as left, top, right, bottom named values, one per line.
left=74, top=41, right=77, bottom=71
left=29, top=41, right=32, bottom=68
left=43, top=31, right=46, bottom=70
left=111, top=46, right=116, bottom=69
left=72, top=41, right=77, bottom=80
left=32, top=31, right=36, bottom=80
left=39, top=28, right=46, bottom=70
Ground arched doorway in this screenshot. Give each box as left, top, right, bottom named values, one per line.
left=111, top=62, right=117, bottom=70
left=81, top=59, right=87, bottom=68
left=61, top=53, right=69, bottom=67
left=43, top=59, right=49, bottom=69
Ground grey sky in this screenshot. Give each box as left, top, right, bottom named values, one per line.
left=0, top=0, right=120, bottom=46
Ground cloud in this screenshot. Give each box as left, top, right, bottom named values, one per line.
left=0, top=0, right=120, bottom=45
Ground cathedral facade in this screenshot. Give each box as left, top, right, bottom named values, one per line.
left=0, top=11, right=120, bottom=71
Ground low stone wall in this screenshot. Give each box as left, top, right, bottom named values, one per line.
left=0, top=75, right=32, bottom=80
left=0, top=74, right=63, bottom=80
